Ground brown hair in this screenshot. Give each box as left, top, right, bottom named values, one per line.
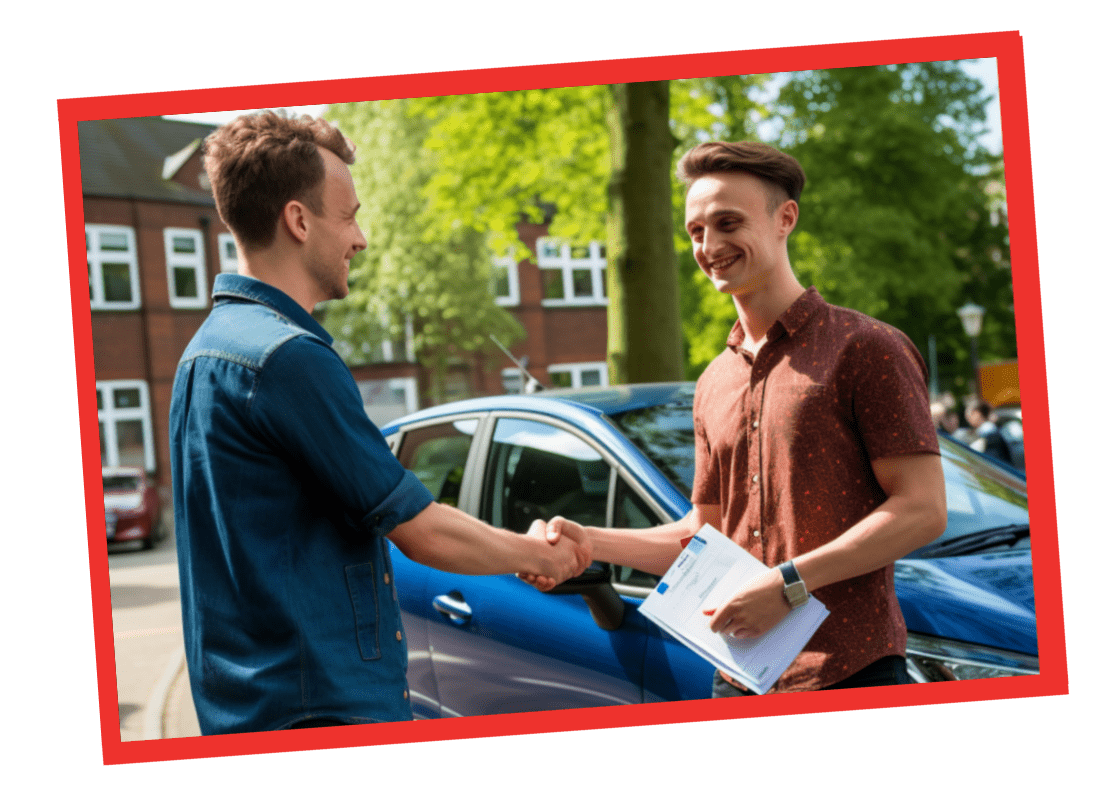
left=202, top=110, right=355, bottom=249
left=676, top=141, right=806, bottom=211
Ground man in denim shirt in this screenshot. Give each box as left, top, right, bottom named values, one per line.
left=170, top=112, right=590, bottom=735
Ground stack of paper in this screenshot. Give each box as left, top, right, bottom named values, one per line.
left=638, top=524, right=829, bottom=695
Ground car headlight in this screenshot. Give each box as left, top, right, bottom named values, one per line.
left=906, top=632, right=1039, bottom=682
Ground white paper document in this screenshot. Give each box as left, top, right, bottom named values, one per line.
left=638, top=524, right=829, bottom=695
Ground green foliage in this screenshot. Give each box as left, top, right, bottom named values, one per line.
left=322, top=99, right=524, bottom=402
left=320, top=64, right=1011, bottom=397
left=770, top=61, right=1013, bottom=395
left=412, top=86, right=613, bottom=259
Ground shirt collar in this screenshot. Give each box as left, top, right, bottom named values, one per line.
left=212, top=273, right=334, bottom=345
left=726, top=286, right=825, bottom=352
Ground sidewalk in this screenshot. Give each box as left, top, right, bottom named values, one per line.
left=162, top=654, right=201, bottom=738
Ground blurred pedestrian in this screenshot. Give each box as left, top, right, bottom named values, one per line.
left=965, top=398, right=1013, bottom=464
left=930, top=400, right=960, bottom=436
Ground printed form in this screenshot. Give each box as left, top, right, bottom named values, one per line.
left=638, top=524, right=829, bottom=694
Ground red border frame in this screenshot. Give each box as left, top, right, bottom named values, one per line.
left=58, top=30, right=1066, bottom=766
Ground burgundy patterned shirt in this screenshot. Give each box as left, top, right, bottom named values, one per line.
left=692, top=287, right=941, bottom=692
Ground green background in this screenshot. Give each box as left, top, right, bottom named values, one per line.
left=6, top=1, right=1102, bottom=793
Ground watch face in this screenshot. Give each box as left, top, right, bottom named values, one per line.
left=784, top=583, right=809, bottom=608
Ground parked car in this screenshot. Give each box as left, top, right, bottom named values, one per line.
left=103, top=466, right=164, bottom=549
left=381, top=383, right=1037, bottom=718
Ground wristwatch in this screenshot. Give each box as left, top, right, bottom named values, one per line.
left=777, top=560, right=809, bottom=609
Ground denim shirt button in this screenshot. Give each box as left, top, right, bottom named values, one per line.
left=383, top=573, right=391, bottom=585
left=395, top=630, right=402, bottom=642
left=403, top=690, right=409, bottom=699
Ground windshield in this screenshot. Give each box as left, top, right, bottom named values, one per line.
left=610, top=396, right=1028, bottom=550
left=609, top=397, right=695, bottom=496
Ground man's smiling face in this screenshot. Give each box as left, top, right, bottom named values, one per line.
left=685, top=171, right=795, bottom=297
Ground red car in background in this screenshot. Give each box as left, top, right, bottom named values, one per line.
left=103, top=466, right=164, bottom=549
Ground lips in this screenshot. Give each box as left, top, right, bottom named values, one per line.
left=707, top=253, right=741, bottom=275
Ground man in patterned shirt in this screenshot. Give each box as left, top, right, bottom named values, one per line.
left=525, top=141, right=947, bottom=695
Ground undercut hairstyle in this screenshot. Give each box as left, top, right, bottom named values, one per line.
left=676, top=141, right=806, bottom=212
left=202, top=110, right=355, bottom=250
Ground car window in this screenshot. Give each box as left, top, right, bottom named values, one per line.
left=397, top=419, right=478, bottom=509
left=611, top=477, right=662, bottom=590
left=482, top=417, right=609, bottom=533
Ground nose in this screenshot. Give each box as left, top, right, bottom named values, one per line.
left=354, top=226, right=367, bottom=253
left=697, top=228, right=721, bottom=261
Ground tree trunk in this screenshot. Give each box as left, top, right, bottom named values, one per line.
left=605, top=82, right=685, bottom=385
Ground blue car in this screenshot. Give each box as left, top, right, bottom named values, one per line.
left=381, top=383, right=1037, bottom=718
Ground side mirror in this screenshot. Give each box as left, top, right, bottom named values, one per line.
left=547, top=561, right=625, bottom=632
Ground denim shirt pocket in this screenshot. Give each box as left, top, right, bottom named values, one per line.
left=344, top=562, right=381, bottom=661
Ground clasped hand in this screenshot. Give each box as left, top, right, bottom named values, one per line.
left=522, top=516, right=591, bottom=587
left=519, top=516, right=590, bottom=591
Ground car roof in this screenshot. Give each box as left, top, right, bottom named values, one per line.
left=382, top=382, right=695, bottom=432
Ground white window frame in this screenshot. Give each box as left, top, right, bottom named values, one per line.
left=164, top=227, right=208, bottom=309
left=548, top=361, right=609, bottom=389
left=492, top=250, right=520, bottom=306
left=87, top=224, right=140, bottom=311
left=389, top=377, right=419, bottom=415
left=537, top=239, right=607, bottom=307
left=217, top=232, right=239, bottom=274
left=96, top=379, right=156, bottom=472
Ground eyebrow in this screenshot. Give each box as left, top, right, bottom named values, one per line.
left=687, top=208, right=743, bottom=227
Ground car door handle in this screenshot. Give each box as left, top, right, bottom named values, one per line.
left=432, top=593, right=472, bottom=626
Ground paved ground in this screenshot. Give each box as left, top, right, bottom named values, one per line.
left=164, top=659, right=200, bottom=737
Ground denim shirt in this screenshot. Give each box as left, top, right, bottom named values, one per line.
left=170, top=274, right=433, bottom=734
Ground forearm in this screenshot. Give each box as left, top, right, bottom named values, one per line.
left=388, top=502, right=554, bottom=575
left=585, top=505, right=714, bottom=576
left=793, top=491, right=947, bottom=593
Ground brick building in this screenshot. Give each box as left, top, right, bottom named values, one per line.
left=80, top=116, right=609, bottom=495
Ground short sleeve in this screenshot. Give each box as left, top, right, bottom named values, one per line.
left=249, top=335, right=433, bottom=536
left=844, top=323, right=941, bottom=461
left=691, top=376, right=720, bottom=506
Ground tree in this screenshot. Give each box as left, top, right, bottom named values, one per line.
left=323, top=99, right=524, bottom=403
left=770, top=61, right=1013, bottom=396
left=415, top=84, right=682, bottom=384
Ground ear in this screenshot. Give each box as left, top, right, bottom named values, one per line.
left=775, top=199, right=799, bottom=237
left=280, top=199, right=311, bottom=244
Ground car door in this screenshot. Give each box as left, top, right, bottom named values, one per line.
left=424, top=414, right=657, bottom=717
left=391, top=411, right=713, bottom=717
left=387, top=415, right=483, bottom=719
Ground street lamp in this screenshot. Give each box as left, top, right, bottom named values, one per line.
left=957, top=302, right=985, bottom=395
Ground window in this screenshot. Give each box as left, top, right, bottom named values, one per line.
left=164, top=228, right=207, bottom=309
left=87, top=225, right=140, bottom=310
left=537, top=239, right=607, bottom=306
left=397, top=419, right=479, bottom=509
left=356, top=377, right=419, bottom=429
left=548, top=362, right=608, bottom=389
left=492, top=251, right=520, bottom=306
left=96, top=380, right=155, bottom=472
left=333, top=316, right=414, bottom=366
left=482, top=417, right=610, bottom=533
left=217, top=233, right=239, bottom=274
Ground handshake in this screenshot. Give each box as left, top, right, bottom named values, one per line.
left=518, top=516, right=592, bottom=591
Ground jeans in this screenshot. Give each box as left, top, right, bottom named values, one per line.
left=711, top=655, right=910, bottom=698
